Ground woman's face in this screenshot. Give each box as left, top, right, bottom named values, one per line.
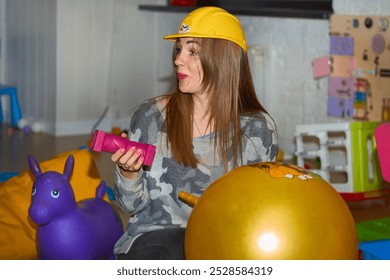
left=174, top=38, right=204, bottom=94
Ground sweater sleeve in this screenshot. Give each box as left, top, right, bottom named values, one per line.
left=113, top=166, right=150, bottom=214
left=113, top=102, right=155, bottom=215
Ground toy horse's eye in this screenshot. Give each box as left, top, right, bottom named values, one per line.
left=51, top=189, right=60, bottom=198
left=32, top=186, right=36, bottom=196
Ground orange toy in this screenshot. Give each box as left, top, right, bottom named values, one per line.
left=180, top=162, right=358, bottom=260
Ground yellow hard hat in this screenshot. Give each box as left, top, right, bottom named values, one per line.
left=164, top=6, right=247, bottom=52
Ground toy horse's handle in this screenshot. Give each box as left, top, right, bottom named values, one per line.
left=28, top=154, right=43, bottom=177
left=178, top=192, right=199, bottom=208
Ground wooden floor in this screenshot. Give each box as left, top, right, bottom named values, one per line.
left=1, top=124, right=390, bottom=224
left=0, top=124, right=116, bottom=187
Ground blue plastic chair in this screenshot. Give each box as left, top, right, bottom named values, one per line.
left=0, top=85, right=22, bottom=128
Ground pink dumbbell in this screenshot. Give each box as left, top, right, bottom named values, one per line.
left=90, top=130, right=156, bottom=166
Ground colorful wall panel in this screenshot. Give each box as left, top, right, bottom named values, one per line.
left=328, top=15, right=390, bottom=121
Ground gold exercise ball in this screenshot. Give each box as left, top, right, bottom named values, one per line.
left=181, top=162, right=358, bottom=260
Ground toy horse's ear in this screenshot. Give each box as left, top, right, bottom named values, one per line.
left=63, top=155, right=74, bottom=180
left=27, top=154, right=42, bottom=177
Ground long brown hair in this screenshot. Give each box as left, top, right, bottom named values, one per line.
left=163, top=38, right=267, bottom=170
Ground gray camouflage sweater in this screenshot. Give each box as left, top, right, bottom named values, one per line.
left=113, top=97, right=279, bottom=254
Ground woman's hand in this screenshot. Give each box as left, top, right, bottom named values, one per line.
left=110, top=133, right=145, bottom=179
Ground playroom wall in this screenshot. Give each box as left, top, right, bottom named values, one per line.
left=1, top=0, right=390, bottom=157
left=2, top=0, right=57, bottom=133
left=0, top=0, right=5, bottom=83
left=1, top=0, right=162, bottom=135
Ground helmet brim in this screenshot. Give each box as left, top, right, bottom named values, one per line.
left=163, top=33, right=248, bottom=52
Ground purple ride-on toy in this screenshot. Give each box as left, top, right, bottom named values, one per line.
left=28, top=154, right=123, bottom=260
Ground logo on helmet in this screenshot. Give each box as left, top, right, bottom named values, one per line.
left=179, top=23, right=190, bottom=34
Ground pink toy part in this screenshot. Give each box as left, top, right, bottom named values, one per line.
left=375, top=122, right=390, bottom=183
left=313, top=56, right=331, bottom=79
left=90, top=129, right=156, bottom=166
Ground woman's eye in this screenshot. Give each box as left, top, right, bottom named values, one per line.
left=190, top=49, right=198, bottom=56
left=51, top=189, right=60, bottom=198
left=175, top=47, right=182, bottom=53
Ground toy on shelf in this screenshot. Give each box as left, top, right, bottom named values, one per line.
left=295, top=121, right=383, bottom=199
left=180, top=162, right=358, bottom=260
left=90, top=129, right=156, bottom=167
left=28, top=154, right=123, bottom=260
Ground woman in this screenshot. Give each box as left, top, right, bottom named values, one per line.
left=111, top=6, right=279, bottom=260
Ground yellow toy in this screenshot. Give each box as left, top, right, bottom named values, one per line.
left=276, top=148, right=284, bottom=162
left=180, top=162, right=358, bottom=260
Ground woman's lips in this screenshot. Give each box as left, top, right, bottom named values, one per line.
left=178, top=73, right=188, bottom=80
